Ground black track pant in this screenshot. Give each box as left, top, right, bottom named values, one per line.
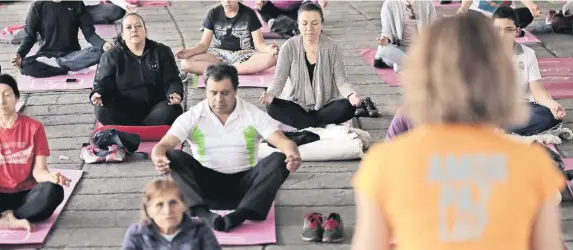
left=267, top=98, right=356, bottom=130
left=0, top=182, right=64, bottom=222
left=95, top=100, right=183, bottom=126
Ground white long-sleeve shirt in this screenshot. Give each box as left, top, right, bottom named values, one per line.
left=83, top=0, right=129, bottom=10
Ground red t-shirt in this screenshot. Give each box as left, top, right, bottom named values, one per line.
left=0, top=115, right=50, bottom=193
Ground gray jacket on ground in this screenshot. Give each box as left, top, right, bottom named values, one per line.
left=121, top=216, right=221, bottom=250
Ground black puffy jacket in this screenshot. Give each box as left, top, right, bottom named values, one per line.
left=90, top=39, right=183, bottom=106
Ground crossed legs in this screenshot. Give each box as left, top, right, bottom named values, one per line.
left=180, top=49, right=276, bottom=75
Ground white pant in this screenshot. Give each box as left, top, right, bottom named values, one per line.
left=375, top=45, right=407, bottom=72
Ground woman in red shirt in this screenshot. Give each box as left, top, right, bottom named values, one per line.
left=0, top=74, right=71, bottom=231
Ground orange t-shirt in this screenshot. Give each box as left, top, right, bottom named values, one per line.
left=353, top=124, right=566, bottom=250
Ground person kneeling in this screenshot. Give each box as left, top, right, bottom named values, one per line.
left=90, top=13, right=184, bottom=126
left=122, top=179, right=221, bottom=250
left=176, top=0, right=279, bottom=76
left=151, top=63, right=301, bottom=232
left=260, top=3, right=362, bottom=130
left=0, top=75, right=70, bottom=231
left=12, top=0, right=112, bottom=78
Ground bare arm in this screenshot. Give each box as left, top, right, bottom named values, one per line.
left=265, top=131, right=299, bottom=156
left=151, top=134, right=183, bottom=159
left=32, top=156, right=52, bottom=183
left=352, top=191, right=391, bottom=250
left=531, top=201, right=563, bottom=250
left=530, top=81, right=555, bottom=107
left=186, top=29, right=214, bottom=56
left=252, top=29, right=273, bottom=53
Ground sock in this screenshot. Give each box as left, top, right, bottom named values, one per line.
left=36, top=56, right=60, bottom=68
left=193, top=206, right=224, bottom=231
left=222, top=208, right=251, bottom=232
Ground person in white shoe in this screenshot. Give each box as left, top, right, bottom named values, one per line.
left=373, top=0, right=436, bottom=73
left=11, top=0, right=112, bottom=78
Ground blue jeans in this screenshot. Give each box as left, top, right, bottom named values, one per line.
left=21, top=47, right=104, bottom=78
left=509, top=102, right=561, bottom=136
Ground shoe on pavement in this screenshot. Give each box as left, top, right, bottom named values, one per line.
left=301, top=212, right=324, bottom=242
left=322, top=213, right=344, bottom=243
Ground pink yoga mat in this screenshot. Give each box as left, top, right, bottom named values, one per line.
left=0, top=169, right=83, bottom=246
left=359, top=48, right=400, bottom=87
left=242, top=1, right=286, bottom=39
left=93, top=24, right=118, bottom=38
left=17, top=67, right=96, bottom=92
left=193, top=68, right=274, bottom=88
left=538, top=58, right=573, bottom=99
left=139, top=0, right=171, bottom=7
left=210, top=205, right=276, bottom=245
left=431, top=0, right=461, bottom=8
left=93, top=122, right=181, bottom=153
left=515, top=30, right=541, bottom=44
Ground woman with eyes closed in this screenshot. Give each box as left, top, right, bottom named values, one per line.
left=260, top=2, right=363, bottom=130
left=121, top=179, right=221, bottom=250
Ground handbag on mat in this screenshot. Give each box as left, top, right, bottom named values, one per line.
left=81, top=129, right=145, bottom=164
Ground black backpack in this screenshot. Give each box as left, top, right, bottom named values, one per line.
left=270, top=15, right=299, bottom=39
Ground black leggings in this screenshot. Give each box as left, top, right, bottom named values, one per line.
left=266, top=98, right=356, bottom=130
left=258, top=1, right=301, bottom=22
left=95, top=100, right=183, bottom=126
left=0, top=182, right=64, bottom=222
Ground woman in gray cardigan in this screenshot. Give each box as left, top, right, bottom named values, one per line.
left=374, top=0, right=436, bottom=72
left=260, top=2, right=362, bottom=130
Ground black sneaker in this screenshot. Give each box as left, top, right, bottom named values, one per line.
left=373, top=58, right=392, bottom=69
left=322, top=213, right=344, bottom=243
left=301, top=212, right=324, bottom=242
left=363, top=97, right=381, bottom=117
left=355, top=100, right=368, bottom=117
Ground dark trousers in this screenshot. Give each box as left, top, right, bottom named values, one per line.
left=167, top=150, right=289, bottom=221
left=258, top=1, right=301, bottom=22
left=95, top=100, right=183, bottom=126
left=0, top=182, right=64, bottom=222
left=509, top=102, right=561, bottom=136
left=86, top=3, right=126, bottom=24
left=267, top=98, right=356, bottom=130
left=20, top=47, right=104, bottom=78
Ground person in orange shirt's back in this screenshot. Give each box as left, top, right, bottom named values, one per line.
left=351, top=13, right=566, bottom=250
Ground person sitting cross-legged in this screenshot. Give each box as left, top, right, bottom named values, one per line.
left=260, top=3, right=362, bottom=130
left=176, top=0, right=279, bottom=76
left=0, top=74, right=70, bottom=231
left=373, top=0, right=436, bottom=72
left=90, top=13, right=184, bottom=126
left=12, top=0, right=113, bottom=78
left=151, top=63, right=301, bottom=232
left=83, top=0, right=138, bottom=24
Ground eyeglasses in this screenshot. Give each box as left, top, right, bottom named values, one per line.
left=406, top=3, right=416, bottom=20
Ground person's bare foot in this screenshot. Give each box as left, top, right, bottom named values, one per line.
left=0, top=210, right=32, bottom=231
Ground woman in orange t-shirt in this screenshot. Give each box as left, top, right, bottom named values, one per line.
left=352, top=14, right=566, bottom=250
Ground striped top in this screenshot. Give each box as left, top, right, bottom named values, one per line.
left=267, top=34, right=356, bottom=111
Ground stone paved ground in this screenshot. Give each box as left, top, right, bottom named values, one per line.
left=0, top=1, right=572, bottom=249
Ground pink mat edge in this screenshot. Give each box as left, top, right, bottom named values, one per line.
left=358, top=48, right=401, bottom=87
left=209, top=204, right=276, bottom=245
left=0, top=169, right=83, bottom=245
left=538, top=58, right=573, bottom=99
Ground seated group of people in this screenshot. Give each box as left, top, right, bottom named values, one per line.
left=375, top=0, right=567, bottom=139
left=0, top=0, right=363, bottom=241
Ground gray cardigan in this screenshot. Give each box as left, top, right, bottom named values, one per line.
left=266, top=34, right=356, bottom=111
left=380, top=0, right=436, bottom=44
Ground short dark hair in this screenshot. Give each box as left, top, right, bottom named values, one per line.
left=492, top=6, right=519, bottom=26
left=298, top=2, right=324, bottom=23
left=116, top=13, right=147, bottom=44
left=0, top=74, right=20, bottom=98
left=204, top=63, right=239, bottom=89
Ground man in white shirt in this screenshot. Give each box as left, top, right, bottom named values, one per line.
left=493, top=6, right=567, bottom=135
left=458, top=0, right=539, bottom=36
left=83, top=0, right=137, bottom=24
left=151, top=63, right=301, bottom=232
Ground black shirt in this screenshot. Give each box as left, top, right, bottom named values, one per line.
left=17, top=1, right=105, bottom=58
left=305, top=52, right=316, bottom=84
left=202, top=3, right=263, bottom=51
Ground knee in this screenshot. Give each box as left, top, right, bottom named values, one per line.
left=37, top=182, right=65, bottom=204
left=165, top=149, right=190, bottom=171
left=181, top=58, right=193, bottom=71
left=261, top=53, right=277, bottom=67
left=94, top=106, right=113, bottom=124
left=266, top=102, right=280, bottom=117
left=113, top=8, right=126, bottom=19
left=340, top=99, right=356, bottom=113
left=267, top=152, right=287, bottom=165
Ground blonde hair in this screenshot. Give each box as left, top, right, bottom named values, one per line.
left=401, top=14, right=528, bottom=127
left=141, top=178, right=186, bottom=225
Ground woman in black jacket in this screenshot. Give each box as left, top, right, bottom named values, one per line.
left=90, top=13, right=184, bottom=126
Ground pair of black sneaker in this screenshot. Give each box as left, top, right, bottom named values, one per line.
left=355, top=97, right=381, bottom=118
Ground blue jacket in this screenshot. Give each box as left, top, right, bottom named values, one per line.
left=121, top=216, right=221, bottom=250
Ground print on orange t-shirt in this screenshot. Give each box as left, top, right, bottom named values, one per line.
left=353, top=124, right=565, bottom=250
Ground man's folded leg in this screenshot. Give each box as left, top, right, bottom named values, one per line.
left=166, top=149, right=229, bottom=230
left=509, top=102, right=561, bottom=136
left=57, top=47, right=104, bottom=72
left=221, top=152, right=289, bottom=232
